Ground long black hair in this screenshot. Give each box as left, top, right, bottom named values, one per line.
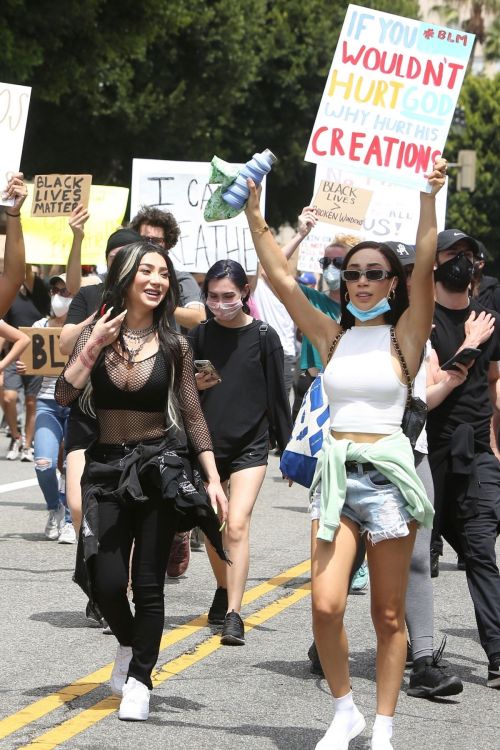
left=202, top=259, right=251, bottom=313
left=82, top=241, right=184, bottom=427
left=339, top=241, right=409, bottom=329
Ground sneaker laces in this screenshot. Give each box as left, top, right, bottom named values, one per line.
left=430, top=635, right=450, bottom=669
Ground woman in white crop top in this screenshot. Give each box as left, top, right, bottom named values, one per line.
left=245, top=159, right=447, bottom=750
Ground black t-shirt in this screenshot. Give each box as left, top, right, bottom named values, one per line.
left=66, top=283, right=104, bottom=325
left=189, top=319, right=280, bottom=456
left=427, top=299, right=500, bottom=453
left=5, top=277, right=50, bottom=328
left=477, top=274, right=500, bottom=314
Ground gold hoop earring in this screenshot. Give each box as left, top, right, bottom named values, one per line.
left=345, top=291, right=350, bottom=302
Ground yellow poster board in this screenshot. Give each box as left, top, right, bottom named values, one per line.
left=21, top=184, right=129, bottom=265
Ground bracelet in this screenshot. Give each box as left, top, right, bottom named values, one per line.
left=249, top=224, right=269, bottom=235
left=6, top=211, right=21, bottom=217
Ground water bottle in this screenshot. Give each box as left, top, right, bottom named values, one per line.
left=222, top=149, right=277, bottom=209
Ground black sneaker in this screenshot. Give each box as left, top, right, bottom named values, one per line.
left=207, top=587, right=228, bottom=625
left=307, top=641, right=324, bottom=676
left=221, top=610, right=245, bottom=645
left=430, top=550, right=440, bottom=578
left=407, top=636, right=463, bottom=698
left=487, top=659, right=500, bottom=688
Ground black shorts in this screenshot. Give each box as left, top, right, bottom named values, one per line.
left=65, top=402, right=97, bottom=454
left=211, top=430, right=269, bottom=483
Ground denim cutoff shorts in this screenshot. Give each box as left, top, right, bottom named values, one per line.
left=310, top=464, right=414, bottom=544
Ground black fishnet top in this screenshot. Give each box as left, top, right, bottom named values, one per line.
left=55, top=325, right=213, bottom=452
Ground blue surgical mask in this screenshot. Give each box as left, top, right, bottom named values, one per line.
left=347, top=296, right=391, bottom=322
left=323, top=266, right=341, bottom=291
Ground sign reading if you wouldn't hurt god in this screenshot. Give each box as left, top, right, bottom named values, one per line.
left=31, top=174, right=92, bottom=217
left=131, top=159, right=266, bottom=273
left=305, top=5, right=474, bottom=190
left=0, top=82, right=31, bottom=207
left=19, top=327, right=68, bottom=377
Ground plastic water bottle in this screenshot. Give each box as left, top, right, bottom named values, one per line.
left=222, top=149, right=277, bottom=209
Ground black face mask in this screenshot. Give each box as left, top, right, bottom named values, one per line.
left=434, top=252, right=474, bottom=292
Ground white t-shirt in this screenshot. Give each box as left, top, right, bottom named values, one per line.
left=413, top=340, right=431, bottom=455
left=33, top=318, right=57, bottom=400
left=253, top=278, right=296, bottom=357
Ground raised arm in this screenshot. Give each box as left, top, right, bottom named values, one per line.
left=0, top=321, right=30, bottom=373
left=66, top=204, right=89, bottom=295
left=244, top=182, right=340, bottom=365
left=396, top=159, right=447, bottom=375
left=280, top=206, right=317, bottom=260
left=0, top=173, right=28, bottom=317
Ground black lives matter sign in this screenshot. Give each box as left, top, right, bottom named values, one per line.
left=31, top=174, right=92, bottom=217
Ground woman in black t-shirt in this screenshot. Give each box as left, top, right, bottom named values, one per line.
left=190, top=260, right=292, bottom=646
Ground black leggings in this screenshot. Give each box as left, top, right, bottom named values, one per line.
left=92, top=491, right=176, bottom=689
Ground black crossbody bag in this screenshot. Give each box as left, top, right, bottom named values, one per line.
left=390, top=327, right=428, bottom=449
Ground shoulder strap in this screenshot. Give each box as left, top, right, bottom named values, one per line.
left=258, top=322, right=268, bottom=377
left=327, top=329, right=345, bottom=364
left=390, top=326, right=412, bottom=407
left=196, top=320, right=209, bottom=354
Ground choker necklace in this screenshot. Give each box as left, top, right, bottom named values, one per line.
left=122, top=322, right=156, bottom=361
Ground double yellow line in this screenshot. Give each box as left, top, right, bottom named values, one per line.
left=1, top=559, right=311, bottom=750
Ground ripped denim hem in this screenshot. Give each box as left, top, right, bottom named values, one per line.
left=362, top=511, right=411, bottom=546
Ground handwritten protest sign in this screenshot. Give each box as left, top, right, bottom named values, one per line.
left=31, top=174, right=92, bottom=217
left=21, top=185, right=129, bottom=265
left=0, top=82, right=31, bottom=207
left=311, top=180, right=373, bottom=229
left=298, top=162, right=447, bottom=271
left=131, top=159, right=267, bottom=273
left=305, top=5, right=474, bottom=189
left=19, top=327, right=68, bottom=377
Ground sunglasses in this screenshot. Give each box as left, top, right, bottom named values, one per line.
left=341, top=269, right=394, bottom=282
left=51, top=286, right=71, bottom=297
left=143, top=235, right=166, bottom=247
left=319, top=257, right=343, bottom=270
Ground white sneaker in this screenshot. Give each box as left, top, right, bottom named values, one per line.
left=44, top=506, right=65, bottom=540
left=58, top=522, right=76, bottom=544
left=6, top=437, right=22, bottom=460
left=110, top=644, right=132, bottom=696
left=118, top=676, right=150, bottom=721
left=20, top=446, right=34, bottom=462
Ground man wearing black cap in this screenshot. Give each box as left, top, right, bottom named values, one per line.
left=426, top=228, right=500, bottom=689
left=471, top=241, right=500, bottom=313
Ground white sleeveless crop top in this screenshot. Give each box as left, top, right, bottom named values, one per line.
left=323, top=325, right=407, bottom=434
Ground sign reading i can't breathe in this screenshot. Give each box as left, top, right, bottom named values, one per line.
left=305, top=4, right=474, bottom=190
left=31, top=174, right=92, bottom=217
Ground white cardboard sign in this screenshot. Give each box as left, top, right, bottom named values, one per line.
left=0, top=82, right=31, bottom=206
left=131, top=159, right=266, bottom=273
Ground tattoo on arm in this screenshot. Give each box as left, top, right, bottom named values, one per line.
left=79, top=338, right=105, bottom=370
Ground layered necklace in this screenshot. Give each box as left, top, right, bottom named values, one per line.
left=121, top=322, right=156, bottom=362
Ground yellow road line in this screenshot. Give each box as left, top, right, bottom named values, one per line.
left=16, top=581, right=312, bottom=750
left=0, top=559, right=310, bottom=741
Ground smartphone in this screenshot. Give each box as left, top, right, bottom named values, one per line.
left=194, top=359, right=221, bottom=380
left=440, top=347, right=482, bottom=371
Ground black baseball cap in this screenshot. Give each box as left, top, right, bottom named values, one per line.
left=384, top=241, right=416, bottom=266
left=105, top=228, right=141, bottom=258
left=437, top=229, right=480, bottom=256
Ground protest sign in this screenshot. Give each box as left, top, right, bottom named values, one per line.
left=131, top=159, right=266, bottom=273
left=298, top=161, right=447, bottom=272
left=21, top=185, right=129, bottom=265
left=0, top=82, right=31, bottom=207
left=311, top=179, right=373, bottom=229
left=19, top=327, right=68, bottom=377
left=31, top=174, right=92, bottom=217
left=305, top=5, right=474, bottom=190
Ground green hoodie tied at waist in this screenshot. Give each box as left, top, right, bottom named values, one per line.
left=310, top=429, right=434, bottom=542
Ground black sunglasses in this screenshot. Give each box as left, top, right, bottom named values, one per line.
left=319, top=257, right=343, bottom=270
left=341, top=269, right=394, bottom=282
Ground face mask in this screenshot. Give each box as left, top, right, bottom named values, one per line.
left=51, top=294, right=72, bottom=317
left=434, top=252, right=474, bottom=292
left=323, top=266, right=341, bottom=291
left=206, top=298, right=243, bottom=321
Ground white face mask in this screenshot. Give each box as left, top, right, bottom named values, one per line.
left=323, top=265, right=341, bottom=291
left=51, top=294, right=72, bottom=318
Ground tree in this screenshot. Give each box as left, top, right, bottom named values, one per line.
left=430, top=0, right=500, bottom=66
left=445, top=73, right=500, bottom=261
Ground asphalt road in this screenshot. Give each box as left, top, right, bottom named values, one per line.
left=0, top=435, right=499, bottom=750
